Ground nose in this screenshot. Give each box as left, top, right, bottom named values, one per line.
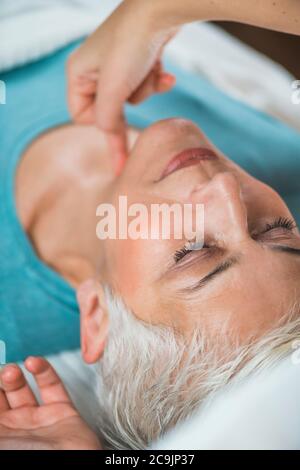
left=191, top=172, right=250, bottom=247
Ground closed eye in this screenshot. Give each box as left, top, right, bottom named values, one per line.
left=174, top=217, right=298, bottom=264
left=174, top=243, right=211, bottom=264
left=256, top=216, right=297, bottom=237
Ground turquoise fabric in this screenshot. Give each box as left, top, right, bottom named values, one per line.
left=1, top=40, right=299, bottom=362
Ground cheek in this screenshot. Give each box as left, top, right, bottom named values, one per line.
left=110, top=239, right=174, bottom=323
left=112, top=239, right=153, bottom=299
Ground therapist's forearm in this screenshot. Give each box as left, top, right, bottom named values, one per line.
left=147, top=0, right=300, bottom=35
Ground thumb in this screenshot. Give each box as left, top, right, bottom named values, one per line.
left=95, top=57, right=131, bottom=135
left=107, top=126, right=128, bottom=176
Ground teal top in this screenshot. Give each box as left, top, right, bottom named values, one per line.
left=1, top=40, right=300, bottom=362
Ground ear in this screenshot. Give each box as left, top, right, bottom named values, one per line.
left=77, top=279, right=109, bottom=364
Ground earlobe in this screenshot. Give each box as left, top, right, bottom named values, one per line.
left=83, top=305, right=109, bottom=364
left=77, top=280, right=109, bottom=364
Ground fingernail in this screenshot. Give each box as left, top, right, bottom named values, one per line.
left=160, top=73, right=176, bottom=85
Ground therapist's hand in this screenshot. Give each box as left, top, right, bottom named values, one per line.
left=67, top=0, right=176, bottom=171
left=0, top=358, right=101, bottom=450
left=67, top=0, right=300, bottom=172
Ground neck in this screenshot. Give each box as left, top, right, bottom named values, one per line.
left=16, top=124, right=139, bottom=287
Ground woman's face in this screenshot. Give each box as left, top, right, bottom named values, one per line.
left=100, top=118, right=300, bottom=341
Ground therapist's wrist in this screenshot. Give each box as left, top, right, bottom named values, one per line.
left=134, top=0, right=229, bottom=29
left=122, top=0, right=173, bottom=32
left=120, top=0, right=180, bottom=48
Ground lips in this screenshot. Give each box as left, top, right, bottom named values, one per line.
left=160, top=147, right=218, bottom=180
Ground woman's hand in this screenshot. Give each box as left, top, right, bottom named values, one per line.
left=67, top=0, right=300, bottom=171
left=0, top=357, right=101, bottom=450
left=67, top=0, right=176, bottom=171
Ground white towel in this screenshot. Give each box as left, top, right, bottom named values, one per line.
left=0, top=0, right=122, bottom=73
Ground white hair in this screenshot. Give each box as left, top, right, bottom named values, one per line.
left=95, top=290, right=300, bottom=450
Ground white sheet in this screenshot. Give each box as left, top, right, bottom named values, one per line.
left=153, top=354, right=300, bottom=450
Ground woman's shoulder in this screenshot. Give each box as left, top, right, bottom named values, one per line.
left=15, top=124, right=112, bottom=229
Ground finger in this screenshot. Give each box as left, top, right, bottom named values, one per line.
left=156, top=73, right=176, bottom=93
left=68, top=74, right=97, bottom=125
left=107, top=126, right=128, bottom=176
left=25, top=357, right=73, bottom=406
left=129, top=72, right=176, bottom=105
left=68, top=70, right=128, bottom=171
left=128, top=60, right=162, bottom=105
left=128, top=70, right=159, bottom=105
left=0, top=364, right=38, bottom=409
left=0, top=388, right=9, bottom=412
left=94, top=51, right=141, bottom=134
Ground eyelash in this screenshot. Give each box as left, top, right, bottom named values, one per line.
left=264, top=216, right=296, bottom=233
left=174, top=243, right=209, bottom=264
left=173, top=216, right=297, bottom=264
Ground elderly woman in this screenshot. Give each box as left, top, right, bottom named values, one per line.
left=0, top=0, right=300, bottom=450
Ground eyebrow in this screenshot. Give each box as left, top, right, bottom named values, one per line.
left=270, top=245, right=300, bottom=256
left=180, top=256, right=239, bottom=293
left=179, top=244, right=300, bottom=294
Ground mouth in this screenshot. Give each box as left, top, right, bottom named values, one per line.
left=160, top=147, right=219, bottom=180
